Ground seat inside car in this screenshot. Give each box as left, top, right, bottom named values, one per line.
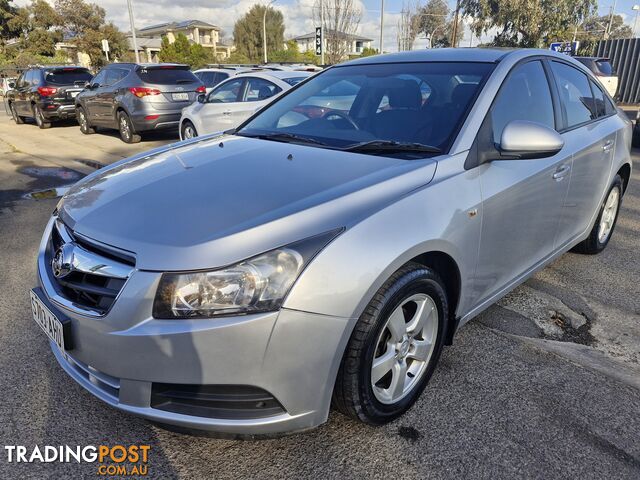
left=372, top=79, right=423, bottom=142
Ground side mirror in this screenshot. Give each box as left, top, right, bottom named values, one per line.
left=7, top=82, right=15, bottom=89
left=498, top=120, right=564, bottom=159
left=197, top=93, right=206, bottom=103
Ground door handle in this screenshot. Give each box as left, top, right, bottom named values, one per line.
left=602, top=140, right=614, bottom=152
left=222, top=110, right=231, bottom=116
left=552, top=164, right=571, bottom=180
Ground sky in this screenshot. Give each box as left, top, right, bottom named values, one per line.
left=13, top=0, right=640, bottom=52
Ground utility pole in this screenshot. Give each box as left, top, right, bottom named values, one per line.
left=633, top=5, right=640, bottom=37
left=450, top=0, right=460, bottom=47
left=605, top=0, right=618, bottom=39
left=127, top=0, right=140, bottom=63
left=379, top=0, right=385, bottom=54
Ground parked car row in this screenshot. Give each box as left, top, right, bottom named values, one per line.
left=5, top=63, right=316, bottom=143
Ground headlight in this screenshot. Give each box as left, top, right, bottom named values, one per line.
left=152, top=229, right=343, bottom=319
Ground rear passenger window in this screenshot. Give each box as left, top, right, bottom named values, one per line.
left=590, top=79, right=607, bottom=117
left=550, top=61, right=596, bottom=128
left=105, top=68, right=128, bottom=86
left=244, top=78, right=281, bottom=102
left=490, top=61, right=555, bottom=144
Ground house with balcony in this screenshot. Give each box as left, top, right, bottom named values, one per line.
left=292, top=30, right=373, bottom=59
left=130, top=20, right=234, bottom=60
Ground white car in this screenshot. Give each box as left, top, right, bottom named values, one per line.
left=179, top=71, right=312, bottom=140
left=192, top=68, right=245, bottom=94
left=574, top=57, right=618, bottom=98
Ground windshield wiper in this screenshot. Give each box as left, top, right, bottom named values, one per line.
left=238, top=132, right=328, bottom=147
left=343, top=140, right=441, bottom=156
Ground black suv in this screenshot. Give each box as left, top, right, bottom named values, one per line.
left=75, top=63, right=205, bottom=143
left=7, top=66, right=93, bottom=129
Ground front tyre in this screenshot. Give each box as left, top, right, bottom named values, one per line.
left=181, top=120, right=198, bottom=140
left=573, top=175, right=623, bottom=254
left=10, top=103, right=25, bottom=124
left=333, top=262, right=448, bottom=425
left=117, top=111, right=141, bottom=143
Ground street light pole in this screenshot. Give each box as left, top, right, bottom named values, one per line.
left=320, top=0, right=325, bottom=65
left=263, top=0, right=277, bottom=64
left=127, top=0, right=140, bottom=64
left=633, top=5, right=640, bottom=37
left=605, top=0, right=618, bottom=39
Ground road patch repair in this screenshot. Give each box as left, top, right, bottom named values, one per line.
left=478, top=278, right=640, bottom=390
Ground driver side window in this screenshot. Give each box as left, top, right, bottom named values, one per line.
left=208, top=79, right=245, bottom=103
left=91, top=70, right=107, bottom=87
left=490, top=61, right=555, bottom=144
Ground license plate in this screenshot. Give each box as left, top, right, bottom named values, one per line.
left=172, top=93, right=189, bottom=101
left=30, top=290, right=68, bottom=351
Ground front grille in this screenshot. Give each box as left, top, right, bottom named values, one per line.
left=46, top=218, right=134, bottom=316
left=151, top=384, right=286, bottom=420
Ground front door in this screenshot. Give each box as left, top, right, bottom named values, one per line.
left=473, top=60, right=571, bottom=304
left=200, top=78, right=247, bottom=134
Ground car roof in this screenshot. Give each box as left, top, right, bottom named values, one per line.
left=340, top=48, right=567, bottom=67
left=236, top=70, right=313, bottom=80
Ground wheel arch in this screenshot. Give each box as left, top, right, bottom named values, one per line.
left=618, top=162, right=632, bottom=194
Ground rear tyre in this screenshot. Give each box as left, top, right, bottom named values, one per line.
left=77, top=107, right=95, bottom=134
left=332, top=262, right=448, bottom=425
left=34, top=105, right=51, bottom=129
left=181, top=120, right=198, bottom=140
left=10, top=103, right=25, bottom=124
left=573, top=175, right=623, bottom=255
left=117, top=111, right=141, bottom=143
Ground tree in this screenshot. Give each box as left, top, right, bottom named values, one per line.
left=0, top=0, right=20, bottom=50
left=75, top=22, right=127, bottom=68
left=233, top=4, right=284, bottom=62
left=583, top=14, right=632, bottom=40
left=158, top=33, right=213, bottom=69
left=54, top=0, right=104, bottom=37
left=360, top=47, right=378, bottom=57
left=414, top=0, right=461, bottom=48
left=313, top=0, right=362, bottom=64
left=461, top=0, right=597, bottom=47
left=8, top=0, right=63, bottom=56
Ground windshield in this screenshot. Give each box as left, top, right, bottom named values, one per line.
left=238, top=62, right=493, bottom=156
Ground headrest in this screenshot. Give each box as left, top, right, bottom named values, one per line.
left=452, top=83, right=477, bottom=107
left=388, top=79, right=422, bottom=109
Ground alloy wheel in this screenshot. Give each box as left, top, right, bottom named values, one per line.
left=598, top=186, right=620, bottom=243
left=371, top=293, right=439, bottom=404
left=183, top=123, right=197, bottom=139
left=120, top=115, right=131, bottom=141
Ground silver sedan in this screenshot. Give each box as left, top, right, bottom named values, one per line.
left=32, top=48, right=632, bottom=436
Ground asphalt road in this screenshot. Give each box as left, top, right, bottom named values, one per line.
left=0, top=111, right=638, bottom=479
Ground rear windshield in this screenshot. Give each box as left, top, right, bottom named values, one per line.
left=596, top=60, right=615, bottom=76
left=44, top=69, right=92, bottom=85
left=136, top=67, right=199, bottom=85
left=282, top=76, right=308, bottom=86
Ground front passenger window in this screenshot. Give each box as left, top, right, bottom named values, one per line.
left=208, top=79, right=244, bottom=103
left=490, top=61, right=555, bottom=144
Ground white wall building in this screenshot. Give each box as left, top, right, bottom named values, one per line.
left=292, top=30, right=373, bottom=59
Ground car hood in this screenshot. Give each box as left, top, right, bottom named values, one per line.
left=59, top=135, right=438, bottom=270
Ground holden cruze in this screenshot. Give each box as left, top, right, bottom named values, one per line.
left=31, top=48, right=632, bottom=436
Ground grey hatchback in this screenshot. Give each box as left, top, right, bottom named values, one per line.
left=75, top=63, right=205, bottom=143
left=33, top=49, right=632, bottom=436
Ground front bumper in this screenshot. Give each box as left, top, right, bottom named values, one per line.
left=36, top=218, right=352, bottom=435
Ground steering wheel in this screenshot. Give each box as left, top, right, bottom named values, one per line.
left=321, top=110, right=360, bottom=130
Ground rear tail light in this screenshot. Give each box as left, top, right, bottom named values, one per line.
left=129, top=87, right=161, bottom=98
left=196, top=85, right=206, bottom=94
left=38, top=86, right=58, bottom=97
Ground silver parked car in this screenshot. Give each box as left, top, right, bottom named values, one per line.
left=179, top=70, right=312, bottom=140
left=31, top=49, right=632, bottom=436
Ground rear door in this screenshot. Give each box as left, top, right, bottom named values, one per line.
left=234, top=77, right=282, bottom=125
left=549, top=60, right=617, bottom=245
left=474, top=60, right=571, bottom=303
